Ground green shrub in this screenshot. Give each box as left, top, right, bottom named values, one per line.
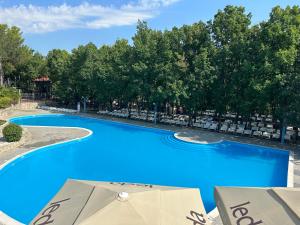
left=0, top=96, right=12, bottom=108
left=0, top=87, right=20, bottom=109
left=0, top=120, right=6, bottom=126
left=3, top=123, right=22, bottom=142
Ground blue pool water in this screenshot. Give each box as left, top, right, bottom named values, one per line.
left=0, top=114, right=289, bottom=224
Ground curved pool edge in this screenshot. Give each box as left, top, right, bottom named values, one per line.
left=173, top=132, right=224, bottom=145
left=0, top=115, right=94, bottom=224
left=0, top=120, right=93, bottom=171
left=1, top=113, right=293, bottom=224
left=9, top=114, right=293, bottom=189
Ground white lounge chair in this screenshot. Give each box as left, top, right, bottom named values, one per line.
left=272, top=130, right=280, bottom=139
left=253, top=130, right=262, bottom=137
left=251, top=122, right=258, bottom=127
left=203, top=122, right=211, bottom=129
left=193, top=122, right=202, bottom=128
left=258, top=122, right=264, bottom=127
left=260, top=127, right=267, bottom=132
left=243, top=129, right=252, bottom=136
left=228, top=124, right=237, bottom=133
left=236, top=125, right=245, bottom=135
left=262, top=131, right=272, bottom=139
left=285, top=130, right=295, bottom=141
left=220, top=124, right=229, bottom=132
left=209, top=123, right=218, bottom=131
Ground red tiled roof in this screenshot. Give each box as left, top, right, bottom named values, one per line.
left=34, top=76, right=50, bottom=82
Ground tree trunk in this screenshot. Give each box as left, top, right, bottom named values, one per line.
left=280, top=117, right=287, bottom=144
left=0, top=59, right=4, bottom=86
left=83, top=98, right=87, bottom=113
left=128, top=102, right=132, bottom=118
left=154, top=103, right=157, bottom=125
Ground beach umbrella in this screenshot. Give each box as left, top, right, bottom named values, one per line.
left=214, top=186, right=300, bottom=225
left=30, top=179, right=210, bottom=225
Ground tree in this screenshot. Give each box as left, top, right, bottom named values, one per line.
left=172, top=22, right=215, bottom=123
left=15, top=52, right=47, bottom=92
left=210, top=6, right=252, bottom=121
left=260, top=6, right=300, bottom=141
left=0, top=25, right=26, bottom=86
left=68, top=43, right=99, bottom=105
left=132, top=21, right=158, bottom=112
left=46, top=49, right=70, bottom=100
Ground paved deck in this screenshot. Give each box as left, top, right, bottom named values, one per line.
left=0, top=126, right=90, bottom=166
left=294, top=148, right=300, bottom=187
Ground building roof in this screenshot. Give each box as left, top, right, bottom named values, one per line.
left=34, top=76, right=50, bottom=82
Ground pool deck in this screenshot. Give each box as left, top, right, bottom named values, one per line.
left=0, top=108, right=298, bottom=225
left=294, top=149, right=300, bottom=187
left=0, top=125, right=90, bottom=166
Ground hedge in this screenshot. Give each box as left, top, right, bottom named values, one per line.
left=2, top=123, right=22, bottom=142
left=0, top=87, right=20, bottom=109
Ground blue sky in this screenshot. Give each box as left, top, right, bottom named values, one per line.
left=0, top=0, right=299, bottom=55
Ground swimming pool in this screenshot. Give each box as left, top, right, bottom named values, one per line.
left=0, top=114, right=289, bottom=224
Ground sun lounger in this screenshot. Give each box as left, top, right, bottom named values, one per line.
left=236, top=127, right=245, bottom=135
left=285, top=131, right=295, bottom=141
left=220, top=124, right=229, bottom=132
left=253, top=130, right=262, bottom=137
left=193, top=122, right=202, bottom=128
left=203, top=122, right=211, bottom=129
left=260, top=127, right=267, bottom=132
left=272, top=130, right=280, bottom=139
left=209, top=123, right=218, bottom=131
left=262, top=131, right=272, bottom=139
left=228, top=125, right=237, bottom=133
left=243, top=129, right=252, bottom=136
left=258, top=122, right=264, bottom=127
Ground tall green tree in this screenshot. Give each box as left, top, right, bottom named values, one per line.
left=0, top=25, right=27, bottom=86
left=172, top=22, right=215, bottom=122
left=15, top=52, right=47, bottom=91
left=46, top=49, right=70, bottom=100
left=210, top=6, right=252, bottom=121
left=68, top=43, right=99, bottom=104
left=260, top=6, right=300, bottom=139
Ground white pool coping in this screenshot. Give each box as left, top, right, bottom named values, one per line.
left=0, top=124, right=93, bottom=224
left=0, top=125, right=93, bottom=171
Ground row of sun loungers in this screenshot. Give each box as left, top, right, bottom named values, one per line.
left=98, top=109, right=156, bottom=122
left=38, top=105, right=77, bottom=113
left=200, top=121, right=298, bottom=141
left=97, top=109, right=298, bottom=142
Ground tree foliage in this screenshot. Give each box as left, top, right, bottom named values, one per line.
left=1, top=5, right=299, bottom=129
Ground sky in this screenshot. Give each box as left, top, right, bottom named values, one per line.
left=0, top=0, right=299, bottom=55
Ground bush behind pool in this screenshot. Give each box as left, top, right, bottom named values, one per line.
left=3, top=123, right=22, bottom=142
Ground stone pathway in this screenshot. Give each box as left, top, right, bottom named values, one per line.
left=0, top=126, right=90, bottom=166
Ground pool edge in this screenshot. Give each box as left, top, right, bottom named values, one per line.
left=1, top=113, right=293, bottom=225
